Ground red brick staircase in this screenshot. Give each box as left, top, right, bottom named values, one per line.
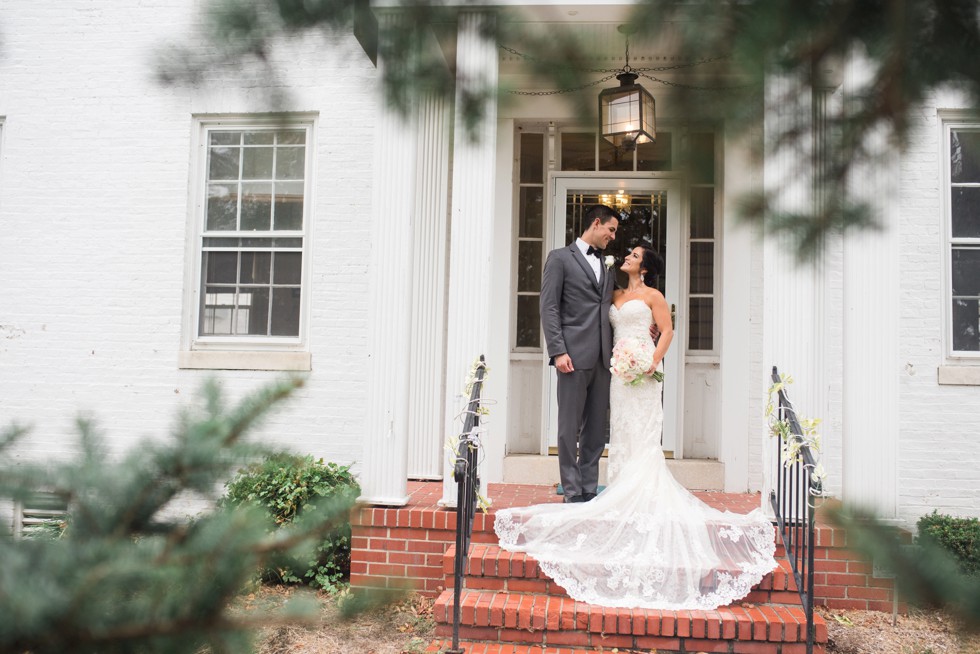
left=428, top=542, right=826, bottom=654
left=350, top=482, right=898, bottom=654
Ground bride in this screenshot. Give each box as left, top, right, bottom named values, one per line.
left=494, top=245, right=777, bottom=610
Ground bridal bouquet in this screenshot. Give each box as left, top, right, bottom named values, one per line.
left=610, top=337, right=664, bottom=385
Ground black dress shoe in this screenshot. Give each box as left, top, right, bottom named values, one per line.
left=564, top=495, right=585, bottom=503
left=582, top=492, right=597, bottom=502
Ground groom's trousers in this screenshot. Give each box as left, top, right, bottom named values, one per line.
left=555, top=364, right=610, bottom=499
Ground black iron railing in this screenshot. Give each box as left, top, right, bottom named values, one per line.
left=769, top=366, right=823, bottom=654
left=444, top=355, right=487, bottom=654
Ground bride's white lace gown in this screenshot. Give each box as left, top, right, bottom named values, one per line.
left=494, top=299, right=777, bottom=610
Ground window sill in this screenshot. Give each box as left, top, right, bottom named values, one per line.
left=178, top=350, right=311, bottom=371
left=937, top=365, right=980, bottom=386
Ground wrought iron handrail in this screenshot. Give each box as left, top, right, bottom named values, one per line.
left=444, top=355, right=487, bottom=654
left=769, top=366, right=823, bottom=654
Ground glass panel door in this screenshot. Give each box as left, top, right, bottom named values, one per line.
left=546, top=177, right=683, bottom=457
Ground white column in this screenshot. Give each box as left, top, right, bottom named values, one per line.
left=760, top=73, right=830, bottom=511
left=407, top=90, right=452, bottom=480
left=841, top=56, right=899, bottom=518
left=359, top=12, right=418, bottom=505
left=440, top=11, right=499, bottom=507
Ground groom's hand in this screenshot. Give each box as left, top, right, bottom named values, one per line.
left=649, top=323, right=661, bottom=343
left=555, top=353, right=574, bottom=374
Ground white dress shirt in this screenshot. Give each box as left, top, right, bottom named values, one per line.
left=576, top=238, right=602, bottom=283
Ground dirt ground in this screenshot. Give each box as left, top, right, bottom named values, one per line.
left=247, top=588, right=980, bottom=654
left=819, top=606, right=980, bottom=654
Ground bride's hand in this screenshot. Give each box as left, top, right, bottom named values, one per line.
left=646, top=359, right=661, bottom=375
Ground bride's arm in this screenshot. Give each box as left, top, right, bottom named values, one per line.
left=648, top=292, right=674, bottom=370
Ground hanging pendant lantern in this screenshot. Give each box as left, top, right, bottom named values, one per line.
left=599, top=69, right=656, bottom=150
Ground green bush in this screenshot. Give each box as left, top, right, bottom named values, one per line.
left=223, top=453, right=360, bottom=590
left=917, top=511, right=980, bottom=577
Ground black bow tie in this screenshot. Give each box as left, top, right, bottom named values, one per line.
left=586, top=246, right=602, bottom=257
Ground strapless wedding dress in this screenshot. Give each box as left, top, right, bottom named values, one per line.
left=494, top=299, right=777, bottom=609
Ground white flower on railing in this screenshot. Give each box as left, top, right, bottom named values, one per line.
left=766, top=373, right=828, bottom=498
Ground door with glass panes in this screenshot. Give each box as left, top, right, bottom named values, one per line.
left=545, top=176, right=683, bottom=457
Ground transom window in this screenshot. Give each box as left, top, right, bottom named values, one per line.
left=947, top=124, right=980, bottom=355
left=196, top=125, right=311, bottom=341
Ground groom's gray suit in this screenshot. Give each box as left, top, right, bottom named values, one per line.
left=540, top=242, right=615, bottom=500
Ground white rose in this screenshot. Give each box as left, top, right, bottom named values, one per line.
left=604, top=255, right=615, bottom=269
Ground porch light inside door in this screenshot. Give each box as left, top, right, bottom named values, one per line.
left=599, top=26, right=656, bottom=150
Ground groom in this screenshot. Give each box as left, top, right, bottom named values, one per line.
left=540, top=204, right=618, bottom=503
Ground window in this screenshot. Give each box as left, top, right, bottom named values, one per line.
left=687, top=132, right=716, bottom=352
left=515, top=129, right=545, bottom=350
left=946, top=124, right=980, bottom=357
left=181, top=117, right=314, bottom=370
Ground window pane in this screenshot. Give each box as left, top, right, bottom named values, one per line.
left=210, top=131, right=241, bottom=146
left=689, top=243, right=714, bottom=294
left=241, top=182, right=272, bottom=231
left=952, top=298, right=980, bottom=351
left=273, top=252, right=302, bottom=285
left=244, top=131, right=275, bottom=145
left=239, top=252, right=271, bottom=284
left=952, top=247, right=980, bottom=296
left=951, top=187, right=980, bottom=238
left=689, top=297, right=714, bottom=350
left=209, top=146, right=240, bottom=179
left=689, top=132, right=715, bottom=183
left=276, top=146, right=305, bottom=180
left=271, top=287, right=301, bottom=336
left=951, top=130, right=980, bottom=183
left=598, top=138, right=632, bottom=171
left=636, top=132, right=672, bottom=171
left=690, top=187, right=714, bottom=239
left=279, top=130, right=306, bottom=145
left=520, top=133, right=544, bottom=184
left=239, top=287, right=270, bottom=335
left=274, top=181, right=304, bottom=230
left=242, top=146, right=273, bottom=180
left=560, top=133, right=595, bottom=171
left=519, top=187, right=543, bottom=238
left=517, top=241, right=542, bottom=292
left=206, top=183, right=238, bottom=230
left=200, top=287, right=235, bottom=335
left=204, top=251, right=238, bottom=284
left=516, top=296, right=540, bottom=348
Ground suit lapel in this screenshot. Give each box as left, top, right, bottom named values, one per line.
left=570, top=244, right=601, bottom=292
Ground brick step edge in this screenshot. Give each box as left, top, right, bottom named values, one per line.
left=433, top=589, right=827, bottom=644
left=425, top=638, right=827, bottom=654
left=446, top=543, right=800, bottom=596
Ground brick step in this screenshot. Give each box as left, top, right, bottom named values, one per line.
left=423, top=641, right=641, bottom=653
left=433, top=589, right=827, bottom=653
left=445, top=544, right=801, bottom=605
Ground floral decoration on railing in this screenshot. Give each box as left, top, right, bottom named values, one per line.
left=765, top=373, right=828, bottom=498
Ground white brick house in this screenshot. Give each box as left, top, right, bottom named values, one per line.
left=1, top=2, right=978, bottom=530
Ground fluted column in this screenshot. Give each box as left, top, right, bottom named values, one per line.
left=760, top=73, right=830, bottom=512
left=841, top=56, right=899, bottom=517
left=359, top=11, right=418, bottom=505
left=440, top=11, right=499, bottom=507
left=407, top=90, right=452, bottom=479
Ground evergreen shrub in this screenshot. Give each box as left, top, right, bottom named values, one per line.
left=917, top=511, right=980, bottom=576
left=223, top=453, right=360, bottom=590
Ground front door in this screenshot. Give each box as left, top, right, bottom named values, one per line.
left=545, top=175, right=684, bottom=457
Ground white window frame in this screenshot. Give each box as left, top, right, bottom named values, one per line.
left=179, top=114, right=316, bottom=371
left=942, top=117, right=980, bottom=364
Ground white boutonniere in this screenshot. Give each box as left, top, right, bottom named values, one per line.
left=604, top=255, right=615, bottom=269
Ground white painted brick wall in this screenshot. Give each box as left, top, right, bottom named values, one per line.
left=0, top=2, right=379, bottom=516
left=897, top=94, right=980, bottom=524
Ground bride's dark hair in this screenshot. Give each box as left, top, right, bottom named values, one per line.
left=639, top=246, right=665, bottom=287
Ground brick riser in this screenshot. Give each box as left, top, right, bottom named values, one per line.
left=430, top=543, right=827, bottom=654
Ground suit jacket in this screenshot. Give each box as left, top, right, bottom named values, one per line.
left=540, top=243, right=615, bottom=370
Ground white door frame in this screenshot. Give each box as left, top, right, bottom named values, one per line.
left=542, top=174, right=686, bottom=457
